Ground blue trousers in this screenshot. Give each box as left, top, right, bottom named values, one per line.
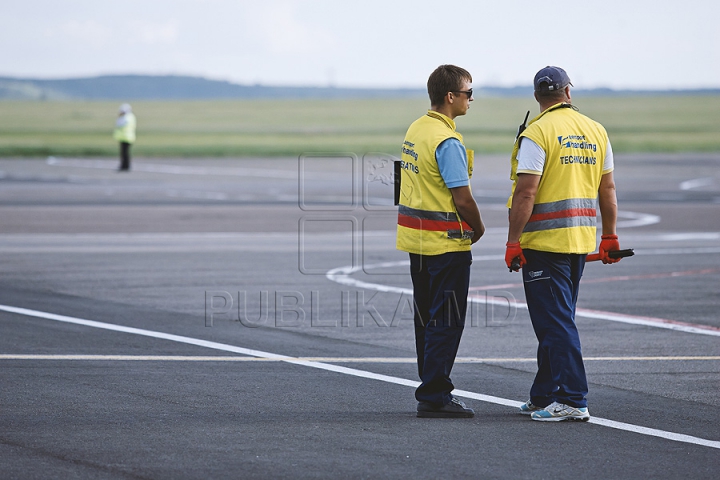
left=522, top=249, right=588, bottom=408
left=410, top=251, right=472, bottom=406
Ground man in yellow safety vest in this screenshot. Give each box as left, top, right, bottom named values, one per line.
left=113, top=103, right=136, bottom=171
left=506, top=66, right=622, bottom=422
left=396, top=64, right=485, bottom=418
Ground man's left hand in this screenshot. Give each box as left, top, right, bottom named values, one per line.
left=599, top=234, right=621, bottom=264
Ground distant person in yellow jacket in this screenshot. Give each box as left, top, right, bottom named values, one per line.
left=113, top=103, right=136, bottom=171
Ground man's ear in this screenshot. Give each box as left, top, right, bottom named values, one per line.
left=565, top=85, right=572, bottom=102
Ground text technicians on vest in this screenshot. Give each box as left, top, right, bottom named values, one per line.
left=397, top=65, right=485, bottom=418
left=114, top=103, right=136, bottom=171
left=506, top=66, right=623, bottom=422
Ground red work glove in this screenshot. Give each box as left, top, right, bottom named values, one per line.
left=599, top=234, right=621, bottom=264
left=505, top=242, right=526, bottom=272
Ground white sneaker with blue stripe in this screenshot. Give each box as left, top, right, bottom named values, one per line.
left=518, top=400, right=543, bottom=415
left=530, top=401, right=590, bottom=422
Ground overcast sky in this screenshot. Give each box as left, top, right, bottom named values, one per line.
left=2, top=0, right=718, bottom=90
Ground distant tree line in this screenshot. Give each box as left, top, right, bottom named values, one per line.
left=0, top=75, right=717, bottom=100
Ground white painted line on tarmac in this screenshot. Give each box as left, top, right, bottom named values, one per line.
left=0, top=355, right=281, bottom=361
left=46, top=157, right=297, bottom=179
left=580, top=268, right=720, bottom=285
left=573, top=308, right=720, bottom=336
left=638, top=247, right=720, bottom=255
left=587, top=417, right=720, bottom=447
left=2, top=355, right=718, bottom=362
left=328, top=261, right=720, bottom=337
left=470, top=267, right=720, bottom=291
left=616, top=211, right=660, bottom=228
left=1, top=303, right=719, bottom=450
left=656, top=232, right=720, bottom=241
left=679, top=177, right=714, bottom=190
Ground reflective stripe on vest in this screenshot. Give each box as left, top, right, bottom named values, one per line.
left=398, top=205, right=474, bottom=240
left=524, top=198, right=597, bottom=233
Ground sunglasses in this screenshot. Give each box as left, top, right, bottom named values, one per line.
left=452, top=89, right=473, bottom=99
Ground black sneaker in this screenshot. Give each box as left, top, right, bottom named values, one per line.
left=417, top=397, right=475, bottom=418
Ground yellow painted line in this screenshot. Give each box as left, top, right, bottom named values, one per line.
left=1, top=355, right=719, bottom=362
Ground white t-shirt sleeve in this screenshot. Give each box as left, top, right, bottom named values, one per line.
left=603, top=139, right=614, bottom=172
left=516, top=138, right=545, bottom=175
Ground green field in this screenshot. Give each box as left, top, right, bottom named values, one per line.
left=1, top=95, right=718, bottom=157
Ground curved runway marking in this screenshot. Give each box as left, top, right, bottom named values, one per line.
left=1, top=303, right=718, bottom=450
left=679, top=177, right=714, bottom=190
left=469, top=267, right=720, bottom=291
left=327, top=253, right=720, bottom=337
left=616, top=210, right=660, bottom=228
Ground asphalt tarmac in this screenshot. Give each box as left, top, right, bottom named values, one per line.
left=1, top=154, right=719, bottom=479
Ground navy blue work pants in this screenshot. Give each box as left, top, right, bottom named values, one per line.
left=410, top=251, right=472, bottom=406
left=119, top=142, right=131, bottom=171
left=522, top=249, right=588, bottom=408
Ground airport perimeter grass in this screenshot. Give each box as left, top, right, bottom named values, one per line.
left=1, top=95, right=719, bottom=157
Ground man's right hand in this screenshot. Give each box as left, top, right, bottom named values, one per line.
left=505, top=242, right=526, bottom=271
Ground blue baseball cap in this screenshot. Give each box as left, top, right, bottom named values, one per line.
left=534, top=66, right=573, bottom=93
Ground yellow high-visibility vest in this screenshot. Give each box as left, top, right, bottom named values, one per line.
left=508, top=104, right=609, bottom=254
left=396, top=111, right=475, bottom=256
left=113, top=112, right=137, bottom=144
